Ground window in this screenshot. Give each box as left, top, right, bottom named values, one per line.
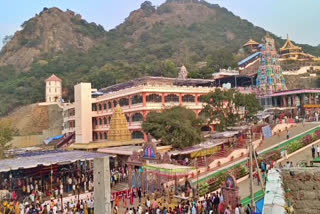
left=131, top=95, right=143, bottom=105
left=93, top=118, right=97, bottom=126
left=103, top=103, right=107, bottom=110
left=132, top=113, right=143, bottom=122
left=108, top=117, right=111, bottom=124
left=132, top=131, right=144, bottom=139
left=126, top=114, right=129, bottom=122
left=119, top=98, right=129, bottom=106
left=98, top=104, right=102, bottom=111
left=99, top=133, right=103, bottom=140
left=146, top=94, right=162, bottom=103
left=104, top=118, right=107, bottom=125
left=99, top=118, right=102, bottom=125
left=108, top=102, right=112, bottom=109
left=93, top=132, right=98, bottom=140
left=104, top=133, right=107, bottom=140
left=165, top=94, right=179, bottom=103
left=92, top=104, right=97, bottom=111
left=113, top=100, right=118, bottom=108
left=182, top=95, right=195, bottom=103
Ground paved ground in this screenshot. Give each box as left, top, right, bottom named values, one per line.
left=193, top=123, right=319, bottom=183
left=259, top=123, right=318, bottom=151
left=238, top=125, right=320, bottom=200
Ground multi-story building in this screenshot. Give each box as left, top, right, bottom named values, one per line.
left=62, top=72, right=217, bottom=145
left=45, top=74, right=62, bottom=103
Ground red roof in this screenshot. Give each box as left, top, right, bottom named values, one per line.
left=46, top=74, right=62, bottom=82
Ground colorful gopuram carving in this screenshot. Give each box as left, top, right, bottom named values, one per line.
left=256, top=35, right=286, bottom=96
left=108, top=105, right=131, bottom=141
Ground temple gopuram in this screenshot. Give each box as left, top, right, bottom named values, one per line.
left=256, top=35, right=286, bottom=96
left=240, top=35, right=320, bottom=73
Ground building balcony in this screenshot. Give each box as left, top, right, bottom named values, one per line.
left=63, top=115, right=75, bottom=122
left=62, top=127, right=75, bottom=134
left=129, top=121, right=143, bottom=129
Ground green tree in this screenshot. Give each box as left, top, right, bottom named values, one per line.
left=0, top=119, right=14, bottom=159
left=202, top=88, right=262, bottom=131
left=142, top=106, right=202, bottom=149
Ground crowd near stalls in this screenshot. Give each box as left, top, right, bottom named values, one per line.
left=0, top=150, right=107, bottom=214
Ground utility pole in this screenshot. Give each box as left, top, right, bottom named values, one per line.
left=253, top=148, right=265, bottom=194
left=249, top=130, right=255, bottom=209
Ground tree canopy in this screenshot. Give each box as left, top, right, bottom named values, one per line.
left=202, top=88, right=262, bottom=131
left=142, top=106, right=202, bottom=149
left=0, top=119, right=14, bottom=159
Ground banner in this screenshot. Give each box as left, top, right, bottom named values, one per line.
left=262, top=125, right=272, bottom=139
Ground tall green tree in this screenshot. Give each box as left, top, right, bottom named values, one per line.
left=0, top=119, right=14, bottom=159
left=142, top=106, right=202, bottom=149
left=202, top=88, right=262, bottom=131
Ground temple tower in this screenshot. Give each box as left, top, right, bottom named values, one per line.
left=256, top=35, right=286, bottom=96
left=178, top=65, right=188, bottom=79
left=108, top=105, right=131, bottom=141
left=45, top=74, right=62, bottom=103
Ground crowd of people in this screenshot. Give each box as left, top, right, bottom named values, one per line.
left=110, top=190, right=257, bottom=214
left=110, top=166, right=128, bottom=187
left=0, top=195, right=95, bottom=214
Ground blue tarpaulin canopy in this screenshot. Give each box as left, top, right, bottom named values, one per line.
left=43, top=135, right=64, bottom=145
left=0, top=151, right=108, bottom=172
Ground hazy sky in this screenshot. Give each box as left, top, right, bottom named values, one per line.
left=1, top=0, right=320, bottom=49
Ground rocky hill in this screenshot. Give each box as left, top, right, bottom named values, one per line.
left=6, top=103, right=62, bottom=136
left=0, top=0, right=320, bottom=116
left=0, top=7, right=105, bottom=70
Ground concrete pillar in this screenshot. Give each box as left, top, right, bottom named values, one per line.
left=162, top=93, right=165, bottom=106
left=179, top=94, right=182, bottom=105
left=195, top=94, right=199, bottom=106
left=94, top=157, right=111, bottom=214
left=210, top=124, right=215, bottom=133
left=142, top=92, right=147, bottom=107
left=309, top=94, right=312, bottom=104
left=74, top=83, right=93, bottom=144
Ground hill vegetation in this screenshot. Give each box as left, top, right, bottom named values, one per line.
left=1, top=0, right=320, bottom=116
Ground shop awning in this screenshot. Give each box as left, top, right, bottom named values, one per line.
left=210, top=131, right=239, bottom=139
left=98, top=146, right=143, bottom=156
left=169, top=139, right=227, bottom=156
left=143, top=163, right=194, bottom=174
left=0, top=151, right=109, bottom=172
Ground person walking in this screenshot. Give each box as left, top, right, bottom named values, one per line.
left=317, top=145, right=320, bottom=158
left=312, top=145, right=316, bottom=159
left=286, top=130, right=290, bottom=140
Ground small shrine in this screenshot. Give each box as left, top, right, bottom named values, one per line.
left=108, top=105, right=131, bottom=141
left=127, top=134, right=193, bottom=194
left=243, top=38, right=259, bottom=52
left=221, top=174, right=240, bottom=211
left=178, top=65, right=188, bottom=80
